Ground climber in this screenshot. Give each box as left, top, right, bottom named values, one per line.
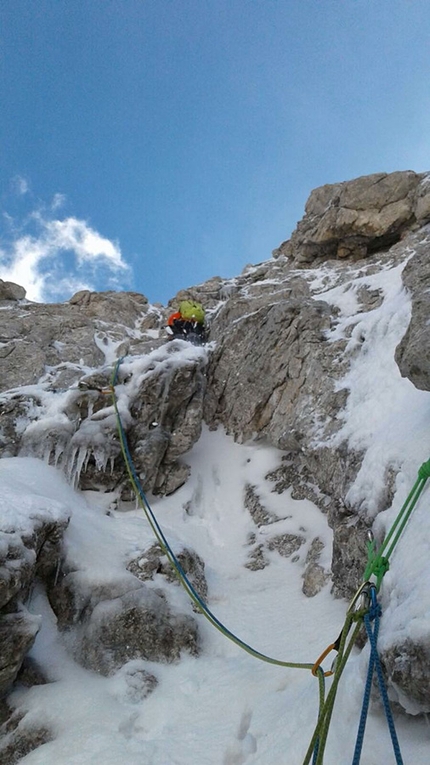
left=166, top=300, right=206, bottom=345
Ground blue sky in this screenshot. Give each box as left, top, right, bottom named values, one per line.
left=1, top=0, right=430, bottom=305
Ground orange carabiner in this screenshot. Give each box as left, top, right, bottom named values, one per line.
left=311, top=642, right=337, bottom=677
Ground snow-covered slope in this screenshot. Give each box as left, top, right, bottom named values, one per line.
left=2, top=426, right=430, bottom=764
left=3, top=170, right=430, bottom=762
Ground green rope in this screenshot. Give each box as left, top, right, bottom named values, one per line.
left=109, top=357, right=429, bottom=764
left=109, top=362, right=322, bottom=677
left=302, top=613, right=363, bottom=765
left=364, top=458, right=430, bottom=590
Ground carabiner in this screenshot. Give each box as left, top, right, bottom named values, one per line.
left=347, top=580, right=371, bottom=616
left=311, top=642, right=337, bottom=677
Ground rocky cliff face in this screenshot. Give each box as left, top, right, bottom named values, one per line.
left=274, top=170, right=430, bottom=263
left=2, top=169, right=430, bottom=736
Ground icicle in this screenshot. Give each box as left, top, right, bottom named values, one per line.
left=73, top=444, right=92, bottom=487
left=53, top=555, right=62, bottom=587
left=53, top=439, right=67, bottom=468
left=42, top=439, right=55, bottom=466
left=93, top=443, right=111, bottom=474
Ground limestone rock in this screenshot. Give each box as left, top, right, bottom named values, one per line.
left=48, top=569, right=200, bottom=675
left=127, top=542, right=208, bottom=605
left=204, top=287, right=335, bottom=446
left=0, top=290, right=164, bottom=394
left=245, top=540, right=269, bottom=571
left=0, top=280, right=26, bottom=302
left=381, top=639, right=430, bottom=713
left=0, top=706, right=52, bottom=765
left=78, top=587, right=200, bottom=675
left=0, top=484, right=69, bottom=697
left=244, top=483, right=280, bottom=526
left=395, top=230, right=430, bottom=391
left=302, top=538, right=330, bottom=597
left=0, top=610, right=40, bottom=697
left=128, top=350, right=207, bottom=496
left=282, top=170, right=430, bottom=265
left=267, top=533, right=305, bottom=558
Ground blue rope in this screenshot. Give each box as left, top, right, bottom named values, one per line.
left=352, top=589, right=403, bottom=765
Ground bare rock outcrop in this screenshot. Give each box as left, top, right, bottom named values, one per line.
left=0, top=288, right=164, bottom=392
left=395, top=228, right=430, bottom=391
left=0, top=280, right=26, bottom=302
left=204, top=259, right=363, bottom=589
left=204, top=276, right=338, bottom=446
left=77, top=587, right=199, bottom=675
left=274, top=171, right=430, bottom=265
left=0, top=706, right=52, bottom=765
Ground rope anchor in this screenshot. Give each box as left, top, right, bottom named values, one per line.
left=109, top=357, right=429, bottom=765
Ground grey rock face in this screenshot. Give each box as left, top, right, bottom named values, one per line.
left=0, top=509, right=69, bottom=697
left=395, top=228, right=430, bottom=391
left=127, top=347, right=208, bottom=495
left=78, top=588, right=199, bottom=675
left=302, top=538, right=330, bottom=598
left=204, top=283, right=335, bottom=447
left=0, top=610, right=40, bottom=697
left=127, top=542, right=208, bottom=604
left=275, top=171, right=430, bottom=265
left=48, top=569, right=200, bottom=675
left=0, top=288, right=209, bottom=497
left=0, top=289, right=166, bottom=393
left=0, top=706, right=52, bottom=765
left=381, top=639, right=430, bottom=713
left=0, top=280, right=26, bottom=301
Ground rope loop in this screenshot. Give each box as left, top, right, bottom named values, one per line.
left=371, top=556, right=390, bottom=587
left=352, top=591, right=403, bottom=765
left=367, top=585, right=381, bottom=621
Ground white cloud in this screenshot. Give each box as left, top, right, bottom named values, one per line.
left=11, top=175, right=30, bottom=196
left=44, top=218, right=126, bottom=269
left=0, top=212, right=132, bottom=303
left=51, top=193, right=66, bottom=211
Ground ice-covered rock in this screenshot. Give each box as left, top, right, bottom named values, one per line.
left=3, top=169, right=430, bottom=720
left=47, top=546, right=202, bottom=675
left=0, top=310, right=209, bottom=496
left=0, top=459, right=71, bottom=696
left=127, top=542, right=208, bottom=604
left=77, top=587, right=199, bottom=675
